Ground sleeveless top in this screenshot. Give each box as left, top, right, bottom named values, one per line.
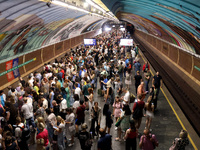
left=127, top=129, right=137, bottom=139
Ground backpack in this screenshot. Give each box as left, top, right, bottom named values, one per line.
left=144, top=64, right=148, bottom=72
left=130, top=93, right=135, bottom=103
left=132, top=102, right=143, bottom=120
left=15, top=125, right=31, bottom=141
left=118, top=66, right=122, bottom=73
left=85, top=132, right=93, bottom=148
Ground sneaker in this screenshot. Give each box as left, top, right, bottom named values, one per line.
left=115, top=137, right=121, bottom=141
left=68, top=143, right=74, bottom=147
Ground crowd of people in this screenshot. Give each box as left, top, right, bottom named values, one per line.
left=0, top=29, right=189, bottom=150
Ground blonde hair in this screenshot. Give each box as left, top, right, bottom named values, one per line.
left=57, top=116, right=65, bottom=124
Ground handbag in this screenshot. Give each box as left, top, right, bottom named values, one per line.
left=69, top=125, right=75, bottom=132
left=169, top=138, right=180, bottom=150
left=115, top=118, right=122, bottom=127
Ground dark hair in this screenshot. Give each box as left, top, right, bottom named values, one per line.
left=129, top=120, right=136, bottom=130
left=123, top=105, right=131, bottom=116
left=74, top=94, right=79, bottom=101
left=103, top=104, right=109, bottom=116
left=80, top=100, right=84, bottom=105
left=66, top=108, right=73, bottom=113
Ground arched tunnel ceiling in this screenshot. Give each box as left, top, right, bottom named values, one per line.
left=101, top=0, right=200, bottom=54
left=0, top=0, right=107, bottom=63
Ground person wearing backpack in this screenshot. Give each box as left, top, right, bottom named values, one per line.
left=125, top=70, right=132, bottom=89
left=118, top=62, right=124, bottom=82
left=14, top=117, right=29, bottom=150
left=132, top=94, right=145, bottom=130
left=78, top=123, right=93, bottom=150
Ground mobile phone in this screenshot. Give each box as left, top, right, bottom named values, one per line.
left=53, top=126, right=58, bottom=129
left=120, top=109, right=123, bottom=112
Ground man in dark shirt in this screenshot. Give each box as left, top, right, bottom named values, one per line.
left=98, top=128, right=112, bottom=150
left=51, top=100, right=60, bottom=116
left=134, top=71, right=142, bottom=95
left=76, top=100, right=86, bottom=133
left=152, top=72, right=163, bottom=97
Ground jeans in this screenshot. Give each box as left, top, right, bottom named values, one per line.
left=144, top=80, right=149, bottom=92
left=119, top=73, right=123, bottom=82
left=57, top=132, right=65, bottom=150
left=26, top=117, right=35, bottom=129
left=90, top=118, right=98, bottom=136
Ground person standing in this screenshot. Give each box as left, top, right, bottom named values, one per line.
left=144, top=69, right=151, bottom=93
left=90, top=102, right=101, bottom=137
left=152, top=72, right=163, bottom=97
left=125, top=70, right=131, bottom=89
left=49, top=87, right=55, bottom=108
left=21, top=97, right=36, bottom=129
left=139, top=129, right=159, bottom=150
left=78, top=123, right=93, bottom=150
left=134, top=60, right=141, bottom=75
left=169, top=130, right=189, bottom=150
left=75, top=100, right=86, bottom=134
left=144, top=96, right=154, bottom=130
left=134, top=71, right=142, bottom=95
left=103, top=104, right=113, bottom=134
left=65, top=108, right=75, bottom=147
left=132, top=94, right=145, bottom=130
left=98, top=128, right=112, bottom=150
left=124, top=120, right=138, bottom=150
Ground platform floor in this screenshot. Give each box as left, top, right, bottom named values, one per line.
left=30, top=54, right=195, bottom=150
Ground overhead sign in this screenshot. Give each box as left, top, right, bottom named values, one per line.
left=120, top=39, right=133, bottom=46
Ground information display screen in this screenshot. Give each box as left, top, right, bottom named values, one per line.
left=120, top=39, right=133, bottom=46
left=84, top=39, right=96, bottom=46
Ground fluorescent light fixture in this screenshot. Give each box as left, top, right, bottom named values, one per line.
left=105, top=27, right=111, bottom=31
left=98, top=11, right=101, bottom=13
left=52, top=0, right=90, bottom=13
left=93, top=8, right=96, bottom=12
left=120, top=28, right=125, bottom=31
left=86, top=0, right=106, bottom=13
left=120, top=25, right=123, bottom=27
left=112, top=25, right=115, bottom=27
left=84, top=2, right=88, bottom=8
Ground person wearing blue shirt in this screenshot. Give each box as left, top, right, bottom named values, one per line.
left=98, top=128, right=112, bottom=150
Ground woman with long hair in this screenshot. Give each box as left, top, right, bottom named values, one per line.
left=90, top=102, right=101, bottom=137
left=116, top=105, right=131, bottom=141
left=88, top=88, right=94, bottom=118
left=65, top=108, right=75, bottom=147
left=4, top=101, right=17, bottom=126
left=55, top=116, right=65, bottom=150
left=145, top=96, right=154, bottom=130
left=124, top=120, right=138, bottom=150
left=103, top=104, right=113, bottom=134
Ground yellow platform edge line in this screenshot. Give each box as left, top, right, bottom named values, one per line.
left=138, top=51, right=198, bottom=150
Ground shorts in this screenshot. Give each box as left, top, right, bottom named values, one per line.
left=75, top=118, right=85, bottom=126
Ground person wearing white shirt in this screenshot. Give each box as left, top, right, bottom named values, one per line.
left=74, top=83, right=82, bottom=99
left=21, top=97, right=36, bottom=129
left=122, top=88, right=130, bottom=105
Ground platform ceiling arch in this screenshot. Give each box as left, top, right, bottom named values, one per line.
left=101, top=0, right=200, bottom=54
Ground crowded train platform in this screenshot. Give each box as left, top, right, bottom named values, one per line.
left=0, top=30, right=194, bottom=150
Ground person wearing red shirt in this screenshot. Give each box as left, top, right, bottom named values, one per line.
left=36, top=122, right=49, bottom=150
left=132, top=94, right=145, bottom=129
left=75, top=100, right=86, bottom=134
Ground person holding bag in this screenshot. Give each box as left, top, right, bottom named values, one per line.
left=124, top=120, right=138, bottom=150
left=115, top=105, right=131, bottom=141
left=65, top=108, right=75, bottom=147
left=169, top=130, right=189, bottom=150
left=90, top=102, right=101, bottom=138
